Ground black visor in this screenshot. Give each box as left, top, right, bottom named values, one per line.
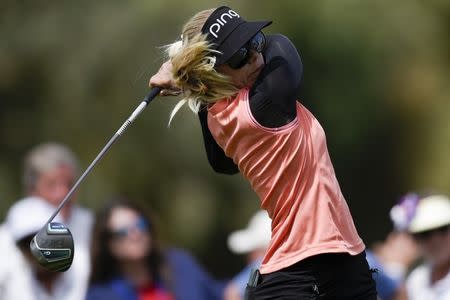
left=201, top=6, right=272, bottom=65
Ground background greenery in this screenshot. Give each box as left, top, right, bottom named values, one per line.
left=1, top=0, right=449, bottom=278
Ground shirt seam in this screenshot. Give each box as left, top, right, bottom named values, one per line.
left=244, top=88, right=299, bottom=133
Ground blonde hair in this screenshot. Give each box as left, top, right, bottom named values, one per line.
left=166, top=9, right=238, bottom=123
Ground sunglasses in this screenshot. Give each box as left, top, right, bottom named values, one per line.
left=226, top=32, right=266, bottom=69
left=109, top=217, right=150, bottom=239
left=412, top=224, right=449, bottom=241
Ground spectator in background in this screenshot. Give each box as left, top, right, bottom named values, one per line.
left=405, top=194, right=450, bottom=300
left=223, top=210, right=271, bottom=300
left=86, top=198, right=172, bottom=300
left=0, top=221, right=22, bottom=299
left=23, top=142, right=93, bottom=299
left=0, top=196, right=83, bottom=299
left=0, top=142, right=93, bottom=299
left=86, top=197, right=225, bottom=300
left=0, top=214, right=23, bottom=300
left=365, top=193, right=420, bottom=300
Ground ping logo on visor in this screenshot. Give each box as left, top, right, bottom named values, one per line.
left=208, top=9, right=240, bottom=38
left=201, top=6, right=272, bottom=65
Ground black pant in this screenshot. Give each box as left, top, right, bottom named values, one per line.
left=245, top=251, right=377, bottom=300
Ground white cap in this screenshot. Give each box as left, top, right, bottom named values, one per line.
left=227, top=210, right=271, bottom=254
left=389, top=193, right=420, bottom=231
left=408, top=195, right=450, bottom=233
left=5, top=196, right=62, bottom=242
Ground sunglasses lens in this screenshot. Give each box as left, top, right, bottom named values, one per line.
left=226, top=32, right=266, bottom=69
left=111, top=228, right=128, bottom=238
left=136, top=218, right=149, bottom=231
left=110, top=217, right=149, bottom=239
left=227, top=47, right=250, bottom=69
left=249, top=32, right=266, bottom=52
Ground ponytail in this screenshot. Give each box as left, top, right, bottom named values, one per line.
left=164, top=9, right=238, bottom=124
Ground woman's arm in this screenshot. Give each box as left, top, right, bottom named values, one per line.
left=249, top=34, right=303, bottom=128
left=198, top=107, right=239, bottom=174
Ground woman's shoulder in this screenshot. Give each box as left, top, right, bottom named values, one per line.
left=266, top=34, right=294, bottom=46
left=264, top=34, right=300, bottom=64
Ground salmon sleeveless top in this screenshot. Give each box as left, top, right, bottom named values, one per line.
left=207, top=88, right=365, bottom=274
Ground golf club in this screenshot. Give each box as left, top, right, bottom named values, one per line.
left=30, top=87, right=161, bottom=272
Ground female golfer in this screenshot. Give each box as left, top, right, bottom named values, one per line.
left=150, top=6, right=377, bottom=299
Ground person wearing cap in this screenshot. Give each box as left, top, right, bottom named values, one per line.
left=149, top=6, right=376, bottom=299
left=364, top=193, right=421, bottom=300
left=224, top=210, right=271, bottom=300
left=404, top=194, right=450, bottom=300
left=0, top=196, right=79, bottom=300
left=1, top=142, right=93, bottom=300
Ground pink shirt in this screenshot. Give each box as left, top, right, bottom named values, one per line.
left=207, top=88, right=365, bottom=274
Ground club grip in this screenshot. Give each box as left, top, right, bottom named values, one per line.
left=143, top=87, right=162, bottom=104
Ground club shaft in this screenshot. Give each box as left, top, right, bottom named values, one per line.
left=46, top=87, right=161, bottom=224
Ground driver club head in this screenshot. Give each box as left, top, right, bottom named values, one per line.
left=27, top=89, right=161, bottom=272
left=30, top=222, right=74, bottom=272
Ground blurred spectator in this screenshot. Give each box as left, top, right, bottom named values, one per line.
left=223, top=210, right=271, bottom=300
left=0, top=196, right=84, bottom=299
left=0, top=223, right=20, bottom=299
left=365, top=193, right=420, bottom=300
left=86, top=198, right=172, bottom=300
left=86, top=198, right=225, bottom=300
left=366, top=232, right=419, bottom=300
left=0, top=142, right=93, bottom=300
left=405, top=194, right=450, bottom=300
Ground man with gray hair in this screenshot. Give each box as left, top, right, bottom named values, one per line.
left=1, top=142, right=93, bottom=300
left=23, top=142, right=81, bottom=220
